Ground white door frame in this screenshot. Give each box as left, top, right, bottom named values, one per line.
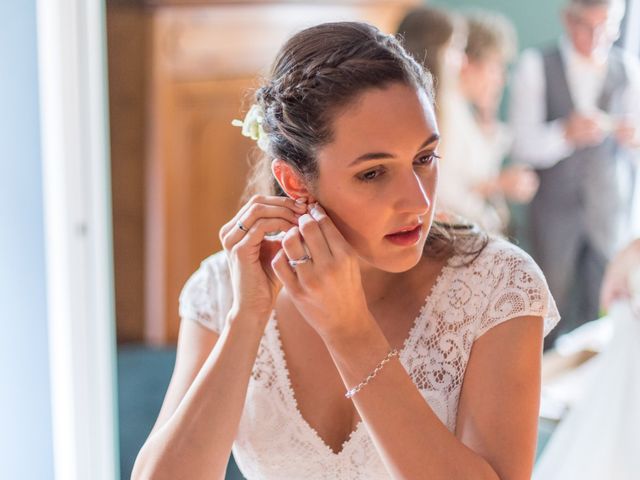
left=37, top=0, right=119, bottom=479
left=624, top=0, right=640, bottom=235
left=624, top=0, right=640, bottom=56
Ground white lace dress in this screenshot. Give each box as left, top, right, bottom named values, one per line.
left=179, top=238, right=560, bottom=480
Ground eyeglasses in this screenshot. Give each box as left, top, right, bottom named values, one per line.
left=567, top=12, right=620, bottom=38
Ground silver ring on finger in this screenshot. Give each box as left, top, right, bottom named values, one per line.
left=237, top=221, right=250, bottom=233
left=288, top=254, right=312, bottom=269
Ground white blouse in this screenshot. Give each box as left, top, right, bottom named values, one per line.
left=179, top=237, right=560, bottom=479
left=437, top=86, right=513, bottom=233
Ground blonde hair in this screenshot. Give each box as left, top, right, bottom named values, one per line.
left=396, top=7, right=467, bottom=96
left=464, top=10, right=517, bottom=63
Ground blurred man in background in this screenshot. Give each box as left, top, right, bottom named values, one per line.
left=510, top=0, right=640, bottom=349
left=399, top=7, right=539, bottom=234
left=437, top=10, right=539, bottom=234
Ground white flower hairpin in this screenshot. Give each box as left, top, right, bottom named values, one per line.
left=232, top=104, right=269, bottom=152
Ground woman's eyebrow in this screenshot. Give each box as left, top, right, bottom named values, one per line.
left=348, top=133, right=440, bottom=167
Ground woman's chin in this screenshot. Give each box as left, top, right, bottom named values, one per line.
left=359, top=246, right=425, bottom=274
left=385, top=253, right=424, bottom=273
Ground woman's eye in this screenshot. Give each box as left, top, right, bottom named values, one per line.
left=358, top=168, right=384, bottom=182
left=415, top=153, right=440, bottom=166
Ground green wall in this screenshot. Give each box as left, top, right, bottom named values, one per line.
left=430, top=0, right=567, bottom=51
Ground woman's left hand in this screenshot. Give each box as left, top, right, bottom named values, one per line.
left=270, top=203, right=373, bottom=342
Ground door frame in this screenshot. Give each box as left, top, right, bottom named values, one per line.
left=37, top=0, right=119, bottom=478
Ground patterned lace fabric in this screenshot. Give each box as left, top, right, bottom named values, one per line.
left=179, top=237, right=560, bottom=479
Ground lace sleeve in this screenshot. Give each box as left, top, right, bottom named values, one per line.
left=178, top=251, right=233, bottom=334
left=475, top=241, right=560, bottom=340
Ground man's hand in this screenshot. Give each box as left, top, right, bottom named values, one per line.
left=563, top=112, right=605, bottom=147
left=614, top=118, right=640, bottom=149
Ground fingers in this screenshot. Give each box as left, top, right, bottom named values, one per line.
left=243, top=203, right=301, bottom=230
left=271, top=248, right=300, bottom=293
left=297, top=213, right=332, bottom=263
left=565, top=114, right=605, bottom=146
left=228, top=201, right=352, bottom=292
left=580, top=119, right=604, bottom=144
left=280, top=204, right=348, bottom=269
left=271, top=203, right=358, bottom=303
left=223, top=217, right=296, bottom=252
left=308, top=204, right=350, bottom=257
left=615, top=124, right=638, bottom=146
left=281, top=227, right=311, bottom=266
left=219, top=195, right=307, bottom=241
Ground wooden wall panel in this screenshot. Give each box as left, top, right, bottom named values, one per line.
left=107, top=6, right=148, bottom=342
left=161, top=79, right=257, bottom=341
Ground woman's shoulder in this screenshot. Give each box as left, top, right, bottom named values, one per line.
left=198, top=250, right=231, bottom=278
left=181, top=250, right=231, bottom=299
left=462, top=235, right=540, bottom=275
left=461, top=235, right=551, bottom=297
left=458, top=235, right=560, bottom=339
left=178, top=250, right=232, bottom=333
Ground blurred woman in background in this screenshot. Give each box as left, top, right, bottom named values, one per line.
left=397, top=6, right=467, bottom=111
left=398, top=8, right=538, bottom=233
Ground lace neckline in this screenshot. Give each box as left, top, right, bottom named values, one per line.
left=267, top=255, right=456, bottom=457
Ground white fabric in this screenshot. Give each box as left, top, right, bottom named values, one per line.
left=533, top=301, right=640, bottom=480
left=539, top=317, right=614, bottom=421
left=560, top=37, right=608, bottom=114
left=509, top=38, right=640, bottom=169
left=437, top=86, right=512, bottom=233
left=179, top=238, right=560, bottom=479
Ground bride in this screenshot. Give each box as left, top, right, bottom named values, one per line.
left=132, top=22, right=559, bottom=480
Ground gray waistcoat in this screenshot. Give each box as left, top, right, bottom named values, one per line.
left=534, top=46, right=636, bottom=257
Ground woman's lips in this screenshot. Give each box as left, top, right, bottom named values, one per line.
left=384, top=224, right=422, bottom=246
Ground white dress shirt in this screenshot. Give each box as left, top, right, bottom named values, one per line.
left=509, top=37, right=640, bottom=169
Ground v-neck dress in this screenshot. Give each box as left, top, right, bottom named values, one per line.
left=179, top=237, right=560, bottom=479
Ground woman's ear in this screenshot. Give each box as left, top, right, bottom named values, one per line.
left=271, top=159, right=315, bottom=202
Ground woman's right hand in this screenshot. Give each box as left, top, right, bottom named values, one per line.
left=497, top=165, right=539, bottom=204
left=219, top=194, right=307, bottom=320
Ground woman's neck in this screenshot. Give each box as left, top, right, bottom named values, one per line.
left=358, top=256, right=442, bottom=307
left=359, top=264, right=404, bottom=305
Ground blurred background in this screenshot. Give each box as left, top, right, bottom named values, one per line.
left=2, top=0, right=638, bottom=479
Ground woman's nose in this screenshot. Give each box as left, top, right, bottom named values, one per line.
left=396, top=173, right=431, bottom=215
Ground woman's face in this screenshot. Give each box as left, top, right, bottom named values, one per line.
left=461, top=50, right=507, bottom=112
left=312, top=82, right=439, bottom=273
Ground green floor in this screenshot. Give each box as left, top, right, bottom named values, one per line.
left=117, top=345, right=245, bottom=479
left=117, top=345, right=556, bottom=479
